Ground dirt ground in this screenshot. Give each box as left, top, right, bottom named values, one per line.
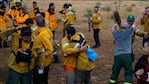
left=0, top=0, right=148, bottom=84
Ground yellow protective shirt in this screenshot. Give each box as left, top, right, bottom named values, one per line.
left=61, top=36, right=79, bottom=68
left=32, top=32, right=46, bottom=66
left=61, top=11, right=75, bottom=29
left=36, top=27, right=54, bottom=67
left=0, top=14, right=9, bottom=32
left=135, top=16, right=149, bottom=37
left=91, top=12, right=102, bottom=29
left=0, top=28, right=35, bottom=73
left=8, top=6, right=22, bottom=26
left=45, top=11, right=57, bottom=31
left=16, top=13, right=29, bottom=27
left=143, top=16, right=149, bottom=33
left=30, top=7, right=40, bottom=20
left=70, top=33, right=95, bottom=71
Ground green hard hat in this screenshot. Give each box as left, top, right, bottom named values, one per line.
left=127, top=15, right=135, bottom=22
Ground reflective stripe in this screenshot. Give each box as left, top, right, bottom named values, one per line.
left=79, top=33, right=85, bottom=38
left=53, top=51, right=58, bottom=55
left=73, top=43, right=80, bottom=48
left=62, top=42, right=69, bottom=48
left=45, top=51, right=49, bottom=56
left=109, top=79, right=116, bottom=83
left=64, top=53, right=67, bottom=56
left=80, top=40, right=86, bottom=46
left=32, top=26, right=38, bottom=31
left=124, top=82, right=132, bottom=84
left=7, top=35, right=12, bottom=41
left=42, top=48, right=45, bottom=52
left=98, top=17, right=101, bottom=20
left=66, top=11, right=73, bottom=15
left=61, top=17, right=66, bottom=22
left=135, top=29, right=140, bottom=33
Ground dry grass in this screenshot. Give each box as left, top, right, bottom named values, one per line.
left=0, top=0, right=147, bottom=84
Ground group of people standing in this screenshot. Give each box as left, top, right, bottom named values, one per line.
left=0, top=0, right=102, bottom=84
left=0, top=0, right=149, bottom=84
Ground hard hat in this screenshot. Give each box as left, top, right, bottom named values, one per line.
left=127, top=15, right=135, bottom=22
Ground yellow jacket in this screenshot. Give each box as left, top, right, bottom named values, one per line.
left=91, top=12, right=102, bottom=29
left=16, top=13, right=29, bottom=27
left=59, top=9, right=66, bottom=30
left=0, top=28, right=35, bottom=73
left=70, top=32, right=95, bottom=71
left=30, top=7, right=40, bottom=20
left=0, top=14, right=9, bottom=32
left=8, top=6, right=22, bottom=26
left=142, top=16, right=149, bottom=33
left=61, top=36, right=79, bottom=68
left=32, top=32, right=46, bottom=66
left=8, top=8, right=16, bottom=19
left=136, top=16, right=149, bottom=37
left=61, top=11, right=75, bottom=29
left=45, top=11, right=57, bottom=31
left=36, top=27, right=54, bottom=67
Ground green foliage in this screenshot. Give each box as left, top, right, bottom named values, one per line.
left=84, top=9, right=92, bottom=18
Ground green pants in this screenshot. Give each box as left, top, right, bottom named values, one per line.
left=110, top=54, right=133, bottom=83
left=6, top=68, right=32, bottom=84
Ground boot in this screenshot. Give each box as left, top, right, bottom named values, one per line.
left=92, top=44, right=100, bottom=48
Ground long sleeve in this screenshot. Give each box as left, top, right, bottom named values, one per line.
left=135, top=29, right=144, bottom=37
left=16, top=14, right=29, bottom=24
left=134, top=56, right=148, bottom=81
left=0, top=27, right=16, bottom=40
left=38, top=34, right=53, bottom=56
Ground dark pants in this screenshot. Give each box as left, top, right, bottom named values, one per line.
left=33, top=66, right=49, bottom=84
left=0, top=37, right=2, bottom=47
left=93, top=29, right=100, bottom=46
left=110, top=54, right=133, bottom=83
left=6, top=68, right=32, bottom=84
left=52, top=31, right=55, bottom=40
left=63, top=29, right=65, bottom=37
left=53, top=47, right=60, bottom=63
left=143, top=37, right=149, bottom=46
left=75, top=69, right=92, bottom=84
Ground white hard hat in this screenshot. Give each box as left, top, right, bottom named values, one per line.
left=16, top=0, right=21, bottom=2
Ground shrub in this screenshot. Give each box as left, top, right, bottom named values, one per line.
left=101, top=4, right=111, bottom=12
